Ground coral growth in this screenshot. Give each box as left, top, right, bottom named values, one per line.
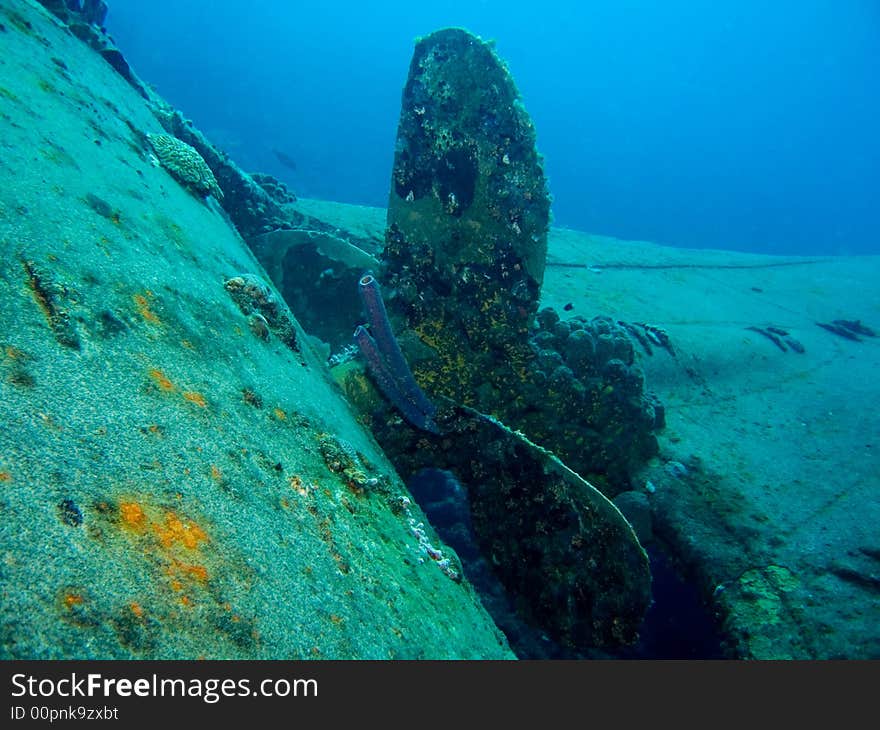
left=147, top=132, right=223, bottom=201
left=224, top=274, right=299, bottom=354
left=317, top=433, right=388, bottom=497
left=133, top=292, right=161, bottom=325
left=519, top=308, right=663, bottom=492
left=114, top=499, right=212, bottom=609
left=397, top=496, right=461, bottom=582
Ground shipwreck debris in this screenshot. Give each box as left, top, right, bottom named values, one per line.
left=332, top=367, right=653, bottom=649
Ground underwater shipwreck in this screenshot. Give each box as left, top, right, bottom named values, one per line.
left=1, top=0, right=878, bottom=660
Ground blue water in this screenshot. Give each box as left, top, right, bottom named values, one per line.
left=106, top=1, right=878, bottom=256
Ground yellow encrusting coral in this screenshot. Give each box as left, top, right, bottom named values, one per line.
left=112, top=498, right=215, bottom=615
left=148, top=368, right=175, bottom=392
left=133, top=292, right=161, bottom=324
left=181, top=391, right=207, bottom=408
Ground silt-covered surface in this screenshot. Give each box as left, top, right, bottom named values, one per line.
left=0, top=0, right=511, bottom=659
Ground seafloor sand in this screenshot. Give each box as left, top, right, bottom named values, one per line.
left=546, top=230, right=880, bottom=658
left=297, top=199, right=880, bottom=659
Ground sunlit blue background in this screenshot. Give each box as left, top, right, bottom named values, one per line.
left=106, top=1, right=878, bottom=255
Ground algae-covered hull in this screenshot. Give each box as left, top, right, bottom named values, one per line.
left=0, top=0, right=511, bottom=660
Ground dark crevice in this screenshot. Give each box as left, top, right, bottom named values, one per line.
left=408, top=467, right=727, bottom=659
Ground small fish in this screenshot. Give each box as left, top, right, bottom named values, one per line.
left=272, top=148, right=297, bottom=171
left=816, top=321, right=861, bottom=342
left=833, top=319, right=876, bottom=338
left=619, top=320, right=653, bottom=356
left=746, top=326, right=787, bottom=352
left=635, top=323, right=674, bottom=356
